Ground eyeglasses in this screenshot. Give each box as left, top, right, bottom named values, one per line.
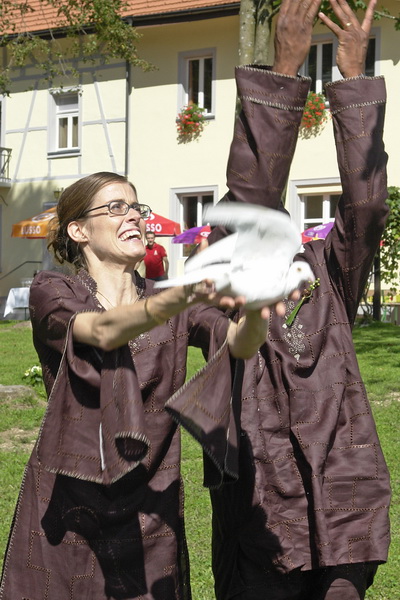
left=82, top=200, right=152, bottom=219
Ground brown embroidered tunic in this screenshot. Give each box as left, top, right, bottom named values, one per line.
left=0, top=270, right=231, bottom=600
left=167, top=68, right=392, bottom=599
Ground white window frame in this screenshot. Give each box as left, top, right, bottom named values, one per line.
left=300, top=192, right=341, bottom=232
left=178, top=48, right=216, bottom=117
left=301, top=28, right=379, bottom=92
left=169, top=185, right=218, bottom=276
left=287, top=177, right=342, bottom=233
left=48, top=86, right=82, bottom=156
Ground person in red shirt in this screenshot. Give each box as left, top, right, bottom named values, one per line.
left=143, top=231, right=169, bottom=280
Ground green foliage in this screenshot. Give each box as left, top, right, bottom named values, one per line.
left=381, top=187, right=400, bottom=292
left=353, top=322, right=400, bottom=600
left=0, top=0, right=153, bottom=95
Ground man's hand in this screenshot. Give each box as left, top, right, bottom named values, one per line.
left=318, top=0, right=377, bottom=78
left=273, top=0, right=322, bottom=76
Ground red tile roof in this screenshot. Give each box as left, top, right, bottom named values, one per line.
left=7, top=1, right=238, bottom=34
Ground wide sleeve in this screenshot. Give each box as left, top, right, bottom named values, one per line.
left=166, top=304, right=240, bottom=488
left=30, top=271, right=151, bottom=485
left=208, top=66, right=310, bottom=244
left=324, top=76, right=389, bottom=322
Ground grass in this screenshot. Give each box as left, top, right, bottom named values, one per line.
left=0, top=320, right=398, bottom=599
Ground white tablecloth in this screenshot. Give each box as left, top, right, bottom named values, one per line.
left=3, top=287, right=30, bottom=318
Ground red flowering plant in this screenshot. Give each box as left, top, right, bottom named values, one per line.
left=300, top=91, right=329, bottom=137
left=176, top=103, right=206, bottom=143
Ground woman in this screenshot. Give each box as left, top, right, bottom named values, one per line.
left=0, top=171, right=276, bottom=600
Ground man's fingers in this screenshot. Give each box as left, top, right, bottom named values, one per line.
left=361, top=0, right=377, bottom=33
left=299, top=0, right=323, bottom=23
left=318, top=11, right=341, bottom=36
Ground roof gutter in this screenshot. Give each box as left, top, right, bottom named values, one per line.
left=130, top=3, right=240, bottom=27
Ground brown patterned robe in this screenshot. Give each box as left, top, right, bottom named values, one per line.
left=0, top=271, right=232, bottom=600
left=167, top=68, right=391, bottom=599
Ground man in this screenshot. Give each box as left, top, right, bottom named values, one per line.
left=168, top=0, right=391, bottom=598
left=143, top=231, right=169, bottom=281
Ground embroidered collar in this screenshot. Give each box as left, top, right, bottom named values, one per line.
left=76, top=269, right=146, bottom=305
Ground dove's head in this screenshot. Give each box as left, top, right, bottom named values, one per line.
left=287, top=261, right=315, bottom=293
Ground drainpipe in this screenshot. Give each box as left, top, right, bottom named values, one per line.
left=124, top=19, right=133, bottom=177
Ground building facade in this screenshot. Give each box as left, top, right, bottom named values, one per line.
left=0, top=0, right=399, bottom=303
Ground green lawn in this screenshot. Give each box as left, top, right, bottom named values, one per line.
left=0, top=320, right=398, bottom=599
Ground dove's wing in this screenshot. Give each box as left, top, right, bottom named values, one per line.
left=154, top=264, right=231, bottom=290
left=183, top=233, right=238, bottom=274
left=203, top=203, right=301, bottom=262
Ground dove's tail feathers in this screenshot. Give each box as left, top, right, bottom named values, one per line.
left=184, top=233, right=238, bottom=273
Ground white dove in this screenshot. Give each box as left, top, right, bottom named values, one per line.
left=155, top=203, right=315, bottom=309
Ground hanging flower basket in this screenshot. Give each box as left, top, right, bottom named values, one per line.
left=300, top=91, right=329, bottom=137
left=176, top=103, right=206, bottom=144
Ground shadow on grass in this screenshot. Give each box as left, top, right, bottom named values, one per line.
left=353, top=321, right=400, bottom=355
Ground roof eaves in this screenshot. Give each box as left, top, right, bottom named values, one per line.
left=130, top=3, right=240, bottom=26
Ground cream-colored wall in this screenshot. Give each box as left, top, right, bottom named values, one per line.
left=0, top=56, right=129, bottom=295
left=130, top=17, right=238, bottom=195
left=376, top=2, right=400, bottom=188
left=129, top=16, right=239, bottom=274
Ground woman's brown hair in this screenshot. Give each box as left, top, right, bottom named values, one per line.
left=47, top=172, right=137, bottom=271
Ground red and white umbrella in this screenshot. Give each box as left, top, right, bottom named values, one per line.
left=12, top=207, right=182, bottom=239
left=144, top=212, right=181, bottom=236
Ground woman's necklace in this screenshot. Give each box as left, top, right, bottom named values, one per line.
left=96, top=288, right=139, bottom=309
left=96, top=289, right=116, bottom=308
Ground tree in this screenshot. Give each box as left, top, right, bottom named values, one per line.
left=380, top=186, right=400, bottom=293
left=238, top=0, right=400, bottom=66
left=0, top=0, right=153, bottom=95
left=359, top=189, right=400, bottom=322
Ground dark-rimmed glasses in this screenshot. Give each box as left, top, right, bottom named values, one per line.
left=82, top=200, right=152, bottom=219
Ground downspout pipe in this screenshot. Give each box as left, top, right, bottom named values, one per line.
left=124, top=18, right=133, bottom=178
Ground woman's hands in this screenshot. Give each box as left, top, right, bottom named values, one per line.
left=319, top=0, right=377, bottom=78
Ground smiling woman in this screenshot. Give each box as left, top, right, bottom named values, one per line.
left=0, top=171, right=271, bottom=600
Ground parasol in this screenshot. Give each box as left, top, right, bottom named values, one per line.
left=302, top=221, right=334, bottom=244
left=12, top=208, right=182, bottom=239
left=12, top=207, right=57, bottom=239
left=172, top=225, right=211, bottom=244
left=144, top=212, right=181, bottom=236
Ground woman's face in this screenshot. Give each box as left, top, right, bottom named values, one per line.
left=77, top=182, right=147, bottom=267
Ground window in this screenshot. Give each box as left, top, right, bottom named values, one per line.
left=179, top=49, right=215, bottom=115
left=49, top=88, right=81, bottom=154
left=180, top=193, right=214, bottom=256
left=301, top=193, right=340, bottom=231
left=303, top=37, right=376, bottom=92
